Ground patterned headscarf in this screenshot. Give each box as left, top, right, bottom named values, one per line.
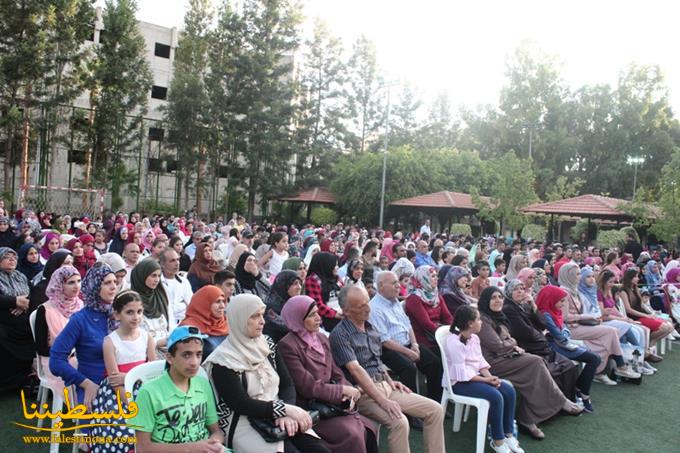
left=81, top=264, right=116, bottom=331
left=644, top=260, right=662, bottom=288
left=531, top=267, right=547, bottom=296
left=392, top=257, right=415, bottom=278
left=440, top=265, right=470, bottom=308
left=45, top=265, right=83, bottom=318
left=503, top=278, right=525, bottom=301
left=0, top=247, right=29, bottom=296
left=408, top=265, right=439, bottom=307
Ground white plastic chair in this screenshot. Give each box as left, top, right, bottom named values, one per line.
left=29, top=310, right=78, bottom=453
left=435, top=325, right=490, bottom=453
left=124, top=359, right=208, bottom=395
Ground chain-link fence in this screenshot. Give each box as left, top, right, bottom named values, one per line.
left=20, top=185, right=105, bottom=219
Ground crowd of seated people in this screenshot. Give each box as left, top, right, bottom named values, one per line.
left=2, top=208, right=679, bottom=452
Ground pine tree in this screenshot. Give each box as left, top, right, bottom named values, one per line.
left=0, top=0, right=51, bottom=194
left=209, top=0, right=302, bottom=220
left=293, top=18, right=347, bottom=184
left=89, top=0, right=152, bottom=209
left=164, top=0, right=213, bottom=211
left=345, top=35, right=382, bottom=154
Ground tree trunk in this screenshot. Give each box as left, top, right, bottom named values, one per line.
left=20, top=85, right=32, bottom=206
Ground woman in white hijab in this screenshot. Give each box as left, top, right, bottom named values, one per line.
left=204, top=294, right=329, bottom=453
left=505, top=254, right=529, bottom=281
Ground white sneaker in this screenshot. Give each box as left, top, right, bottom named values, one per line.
left=489, top=440, right=512, bottom=453
left=615, top=367, right=641, bottom=379
left=593, top=374, right=617, bottom=385
left=639, top=366, right=654, bottom=376
left=505, top=435, right=525, bottom=453
left=643, top=361, right=658, bottom=373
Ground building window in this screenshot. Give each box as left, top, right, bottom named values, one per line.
left=218, top=165, right=229, bottom=178
left=148, top=127, right=165, bottom=141
left=166, top=159, right=179, bottom=173
left=148, top=158, right=164, bottom=172
left=154, top=43, right=171, bottom=58
left=68, top=149, right=87, bottom=165
left=151, top=85, right=168, bottom=100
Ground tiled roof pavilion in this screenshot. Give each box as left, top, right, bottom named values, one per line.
left=520, top=194, right=657, bottom=220
left=278, top=187, right=336, bottom=204
left=390, top=191, right=489, bottom=212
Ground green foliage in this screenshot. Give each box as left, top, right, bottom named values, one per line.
left=331, top=146, right=446, bottom=224
left=89, top=0, right=152, bottom=207
left=649, top=147, right=680, bottom=242
left=450, top=224, right=472, bottom=236
left=310, top=207, right=337, bottom=225
left=345, top=35, right=383, bottom=153
left=597, top=229, right=626, bottom=250
left=570, top=219, right=591, bottom=242
left=164, top=0, right=213, bottom=210
left=473, top=151, right=539, bottom=232
left=293, top=19, right=349, bottom=183
left=546, top=176, right=585, bottom=201
left=143, top=199, right=176, bottom=216
left=522, top=224, right=547, bottom=241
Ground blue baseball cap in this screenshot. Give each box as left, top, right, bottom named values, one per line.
left=167, top=326, right=208, bottom=350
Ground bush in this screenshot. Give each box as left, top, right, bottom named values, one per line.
left=450, top=223, right=472, bottom=236
left=522, top=224, right=547, bottom=241
left=597, top=229, right=626, bottom=250
left=311, top=207, right=337, bottom=226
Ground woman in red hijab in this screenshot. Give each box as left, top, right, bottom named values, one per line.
left=536, top=286, right=601, bottom=413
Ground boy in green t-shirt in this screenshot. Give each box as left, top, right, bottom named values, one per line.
left=133, top=326, right=225, bottom=453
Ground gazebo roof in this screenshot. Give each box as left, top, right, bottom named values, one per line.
left=390, top=191, right=488, bottom=211
left=520, top=194, right=657, bottom=219
left=278, top=187, right=336, bottom=204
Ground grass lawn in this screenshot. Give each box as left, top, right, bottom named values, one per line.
left=1, top=347, right=678, bottom=452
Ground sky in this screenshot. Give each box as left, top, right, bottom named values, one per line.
left=115, top=0, right=680, bottom=111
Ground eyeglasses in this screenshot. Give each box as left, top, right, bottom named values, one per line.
left=187, top=326, right=200, bottom=334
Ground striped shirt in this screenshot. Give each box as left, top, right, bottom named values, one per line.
left=330, top=318, right=386, bottom=382
left=369, top=293, right=412, bottom=346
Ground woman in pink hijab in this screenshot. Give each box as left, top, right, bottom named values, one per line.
left=278, top=295, right=378, bottom=453
left=380, top=237, right=395, bottom=266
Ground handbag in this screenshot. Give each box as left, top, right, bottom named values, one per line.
left=248, top=410, right=320, bottom=443
left=577, top=318, right=599, bottom=326
left=308, top=400, right=350, bottom=419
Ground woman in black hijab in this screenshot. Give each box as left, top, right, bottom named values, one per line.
left=233, top=252, right=271, bottom=299
left=263, top=270, right=303, bottom=342
left=476, top=286, right=582, bottom=439
left=305, top=252, right=342, bottom=331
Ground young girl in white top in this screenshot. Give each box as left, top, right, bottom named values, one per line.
left=260, top=232, right=289, bottom=279
left=91, top=290, right=156, bottom=453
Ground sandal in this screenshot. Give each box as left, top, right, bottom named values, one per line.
left=519, top=423, right=545, bottom=440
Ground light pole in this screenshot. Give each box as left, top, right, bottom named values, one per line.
left=378, top=81, right=399, bottom=229
left=521, top=123, right=538, bottom=160
left=626, top=156, right=645, bottom=199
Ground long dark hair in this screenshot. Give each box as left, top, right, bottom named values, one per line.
left=622, top=267, right=642, bottom=310
left=451, top=305, right=479, bottom=344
